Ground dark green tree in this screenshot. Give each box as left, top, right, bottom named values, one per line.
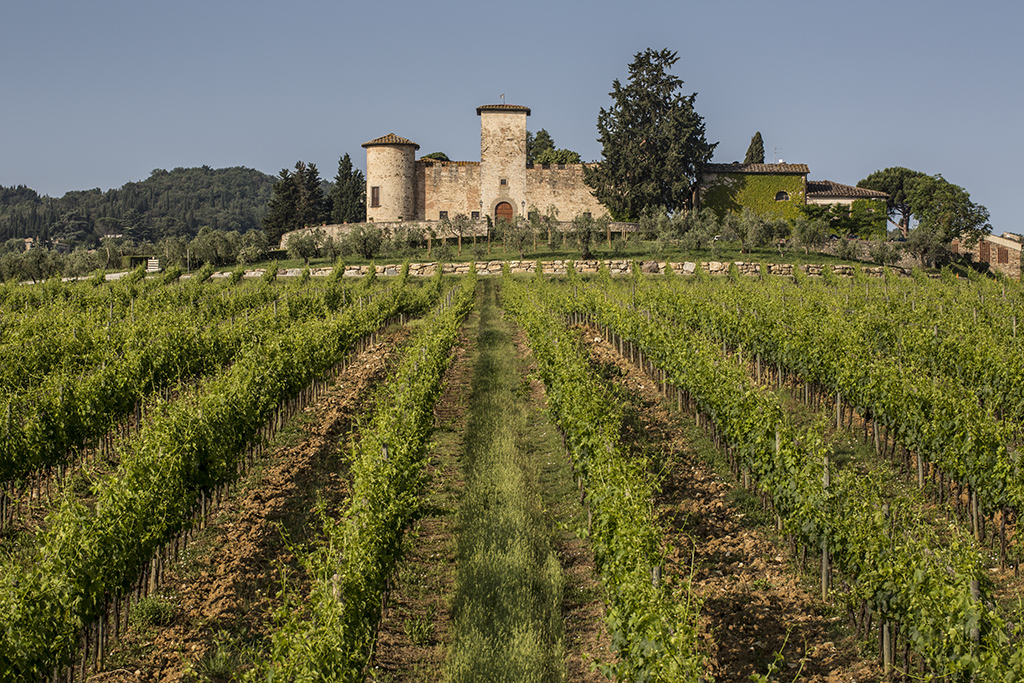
left=743, top=132, right=765, bottom=164
left=857, top=166, right=928, bottom=237
left=906, top=174, right=990, bottom=266
left=330, top=153, right=366, bottom=224
left=584, top=48, right=716, bottom=220
left=420, top=152, right=451, bottom=162
left=535, top=148, right=581, bottom=165
left=527, top=129, right=580, bottom=165
left=526, top=129, right=554, bottom=164
left=263, top=162, right=329, bottom=246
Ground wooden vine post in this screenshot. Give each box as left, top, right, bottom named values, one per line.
left=822, top=447, right=830, bottom=602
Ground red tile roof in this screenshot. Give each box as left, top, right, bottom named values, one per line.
left=476, top=104, right=532, bottom=115
left=362, top=133, right=420, bottom=150
left=704, top=162, right=809, bottom=174
left=806, top=180, right=888, bottom=199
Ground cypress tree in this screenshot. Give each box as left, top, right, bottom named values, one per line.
left=584, top=48, right=716, bottom=220
left=330, top=153, right=366, bottom=224
left=743, top=132, right=765, bottom=164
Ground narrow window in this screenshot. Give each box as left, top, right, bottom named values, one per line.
left=371, top=186, right=380, bottom=207
left=775, top=191, right=790, bottom=201
left=999, top=246, right=1009, bottom=264
left=500, top=178, right=507, bottom=186
left=471, top=211, right=480, bottom=219
left=439, top=211, right=448, bottom=220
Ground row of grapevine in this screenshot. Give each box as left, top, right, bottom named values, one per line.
left=631, top=274, right=1023, bottom=540
left=0, top=269, right=437, bottom=681
left=502, top=273, right=706, bottom=683
left=0, top=268, right=309, bottom=393
left=561, top=276, right=1023, bottom=680
left=248, top=271, right=477, bottom=682
left=0, top=277, right=368, bottom=499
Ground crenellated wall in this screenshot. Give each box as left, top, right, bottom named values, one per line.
left=525, top=163, right=605, bottom=218
left=364, top=104, right=610, bottom=228
left=416, top=161, right=481, bottom=220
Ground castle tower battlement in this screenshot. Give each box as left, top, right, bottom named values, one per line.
left=363, top=104, right=606, bottom=225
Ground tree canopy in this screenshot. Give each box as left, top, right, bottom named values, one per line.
left=526, top=130, right=554, bottom=164
left=421, top=152, right=451, bottom=162
left=907, top=174, right=991, bottom=259
left=743, top=132, right=765, bottom=164
left=535, top=148, right=581, bottom=165
left=857, top=167, right=991, bottom=266
left=857, top=166, right=928, bottom=237
left=0, top=167, right=276, bottom=246
left=330, top=153, right=366, bottom=224
left=527, top=129, right=580, bottom=165
left=262, top=162, right=330, bottom=246
left=584, top=48, right=716, bottom=221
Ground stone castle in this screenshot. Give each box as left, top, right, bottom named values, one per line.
left=362, top=104, right=608, bottom=225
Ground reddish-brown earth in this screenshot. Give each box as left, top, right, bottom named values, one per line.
left=579, top=325, right=881, bottom=682
left=92, top=328, right=409, bottom=682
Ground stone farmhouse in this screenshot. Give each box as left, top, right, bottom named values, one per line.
left=697, top=162, right=888, bottom=221
left=952, top=232, right=1023, bottom=279
left=362, top=104, right=608, bottom=226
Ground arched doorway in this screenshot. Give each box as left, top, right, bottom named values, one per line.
left=495, top=202, right=513, bottom=223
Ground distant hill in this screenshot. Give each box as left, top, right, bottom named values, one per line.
left=0, top=166, right=277, bottom=246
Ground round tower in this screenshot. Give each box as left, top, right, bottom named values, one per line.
left=362, top=133, right=420, bottom=222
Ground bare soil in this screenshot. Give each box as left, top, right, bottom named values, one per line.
left=578, top=325, right=882, bottom=683
left=92, top=328, right=410, bottom=682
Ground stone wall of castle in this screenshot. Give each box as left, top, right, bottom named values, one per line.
left=525, top=164, right=607, bottom=219
left=365, top=104, right=610, bottom=225
left=416, top=161, right=481, bottom=220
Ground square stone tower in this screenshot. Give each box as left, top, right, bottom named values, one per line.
left=477, top=104, right=530, bottom=224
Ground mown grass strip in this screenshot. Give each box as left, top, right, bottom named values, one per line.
left=444, top=278, right=566, bottom=683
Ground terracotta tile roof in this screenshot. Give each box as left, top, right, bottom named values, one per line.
left=476, top=104, right=532, bottom=115
left=362, top=133, right=420, bottom=150
left=806, top=180, right=888, bottom=199
left=704, top=162, right=809, bottom=174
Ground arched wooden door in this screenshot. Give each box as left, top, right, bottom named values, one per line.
left=495, top=202, right=513, bottom=223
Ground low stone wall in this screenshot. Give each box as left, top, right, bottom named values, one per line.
left=200, top=260, right=916, bottom=280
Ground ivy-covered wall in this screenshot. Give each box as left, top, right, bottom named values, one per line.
left=701, top=172, right=806, bottom=221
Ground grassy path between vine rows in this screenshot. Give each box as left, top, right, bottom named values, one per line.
left=372, top=279, right=611, bottom=682
left=88, top=327, right=410, bottom=683
left=578, top=324, right=883, bottom=683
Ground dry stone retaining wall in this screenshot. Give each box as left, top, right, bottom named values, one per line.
left=198, top=261, right=915, bottom=280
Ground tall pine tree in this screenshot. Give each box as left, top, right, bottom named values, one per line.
left=743, top=132, right=765, bottom=164
left=330, top=153, right=366, bottom=224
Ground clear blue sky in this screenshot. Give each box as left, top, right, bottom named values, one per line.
left=3, top=0, right=1021, bottom=233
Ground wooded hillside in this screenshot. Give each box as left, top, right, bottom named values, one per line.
left=0, top=166, right=276, bottom=245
